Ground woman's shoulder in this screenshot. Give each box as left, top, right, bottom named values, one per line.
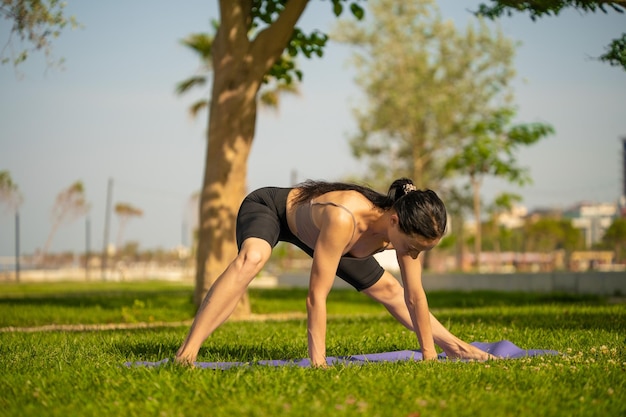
left=313, top=190, right=372, bottom=222
left=316, top=189, right=367, bottom=204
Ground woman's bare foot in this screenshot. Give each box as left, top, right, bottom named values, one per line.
left=442, top=342, right=498, bottom=361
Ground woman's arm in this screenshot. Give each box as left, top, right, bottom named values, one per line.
left=397, top=254, right=437, bottom=360
left=307, top=206, right=354, bottom=367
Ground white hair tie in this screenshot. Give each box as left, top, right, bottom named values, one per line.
left=403, top=183, right=417, bottom=194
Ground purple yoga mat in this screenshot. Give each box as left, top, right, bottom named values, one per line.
left=125, top=340, right=558, bottom=370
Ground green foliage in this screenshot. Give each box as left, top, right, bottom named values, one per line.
left=177, top=37, right=301, bottom=116
left=334, top=0, right=518, bottom=191
left=330, top=0, right=366, bottom=19
left=524, top=217, right=586, bottom=252
left=251, top=0, right=364, bottom=84
left=599, top=217, right=626, bottom=261
left=0, top=282, right=624, bottom=417
left=491, top=192, right=522, bottom=212
left=0, top=0, right=81, bottom=66
left=599, top=33, right=626, bottom=70
left=478, top=192, right=523, bottom=252
left=180, top=29, right=216, bottom=62
left=250, top=0, right=365, bottom=24
left=444, top=108, right=552, bottom=261
left=474, top=0, right=626, bottom=70
left=175, top=32, right=214, bottom=119
left=178, top=2, right=354, bottom=118
left=481, top=223, right=520, bottom=251
left=446, top=108, right=554, bottom=185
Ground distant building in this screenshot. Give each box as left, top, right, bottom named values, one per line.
left=563, top=202, right=618, bottom=248
left=495, top=205, right=528, bottom=229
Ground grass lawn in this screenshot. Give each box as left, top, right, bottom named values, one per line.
left=1, top=281, right=624, bottom=417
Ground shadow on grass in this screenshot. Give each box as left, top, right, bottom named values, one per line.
left=253, top=288, right=607, bottom=308
left=425, top=291, right=607, bottom=309
left=111, top=305, right=625, bottom=361
left=0, top=290, right=194, bottom=310
left=0, top=287, right=606, bottom=313
left=436, top=308, right=626, bottom=332
left=115, top=339, right=303, bottom=362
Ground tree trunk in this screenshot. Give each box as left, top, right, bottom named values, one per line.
left=194, top=64, right=258, bottom=316
left=193, top=0, right=310, bottom=316
left=193, top=17, right=259, bottom=313
left=471, top=177, right=482, bottom=271
left=453, top=215, right=465, bottom=271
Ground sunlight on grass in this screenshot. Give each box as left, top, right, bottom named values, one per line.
left=0, top=281, right=624, bottom=417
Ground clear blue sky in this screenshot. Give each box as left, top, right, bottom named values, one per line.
left=1, top=0, right=625, bottom=257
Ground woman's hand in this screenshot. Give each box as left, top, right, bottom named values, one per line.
left=174, top=351, right=197, bottom=367
left=422, top=350, right=439, bottom=361
left=397, top=254, right=437, bottom=362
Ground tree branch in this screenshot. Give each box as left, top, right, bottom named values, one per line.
left=252, top=0, right=310, bottom=72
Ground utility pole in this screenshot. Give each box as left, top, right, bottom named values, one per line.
left=85, top=216, right=91, bottom=281
left=15, top=210, right=20, bottom=283
left=101, top=178, right=113, bottom=280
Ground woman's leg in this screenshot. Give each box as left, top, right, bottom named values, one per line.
left=175, top=238, right=272, bottom=364
left=362, top=271, right=495, bottom=360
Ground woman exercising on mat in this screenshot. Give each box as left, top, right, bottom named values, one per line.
left=176, top=178, right=494, bottom=366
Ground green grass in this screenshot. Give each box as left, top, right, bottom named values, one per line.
left=1, top=281, right=624, bottom=417
left=0, top=281, right=197, bottom=326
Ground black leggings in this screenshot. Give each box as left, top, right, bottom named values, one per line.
left=235, top=187, right=384, bottom=291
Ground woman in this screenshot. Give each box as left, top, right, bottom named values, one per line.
left=176, top=178, right=493, bottom=366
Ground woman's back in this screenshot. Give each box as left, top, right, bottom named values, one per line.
left=287, top=189, right=389, bottom=258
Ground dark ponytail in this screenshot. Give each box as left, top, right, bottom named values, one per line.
left=388, top=178, right=447, bottom=239
left=293, top=178, right=446, bottom=239
left=292, top=180, right=392, bottom=208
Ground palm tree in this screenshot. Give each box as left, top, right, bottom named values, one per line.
left=41, top=181, right=90, bottom=262
left=114, top=203, right=143, bottom=251
left=0, top=171, right=22, bottom=212
left=176, top=30, right=300, bottom=120
left=0, top=170, right=23, bottom=281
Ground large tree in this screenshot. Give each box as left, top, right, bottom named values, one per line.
left=191, top=1, right=364, bottom=311
left=445, top=108, right=553, bottom=269
left=333, top=0, right=517, bottom=192
left=475, top=0, right=626, bottom=70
